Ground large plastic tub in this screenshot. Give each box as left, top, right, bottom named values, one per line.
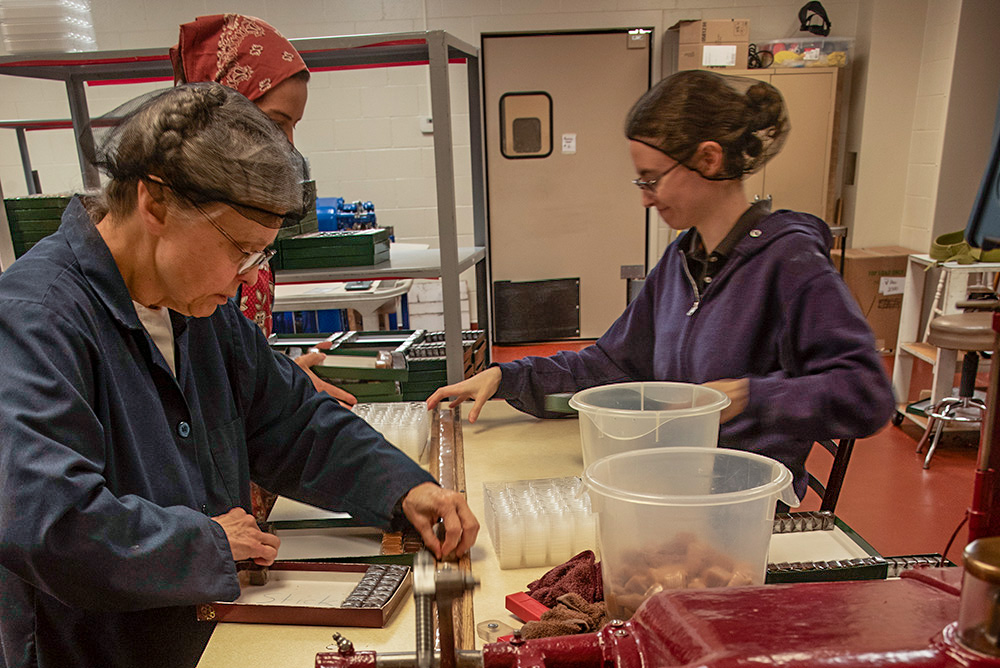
left=568, top=381, right=730, bottom=468
left=584, top=447, right=798, bottom=619
left=757, top=37, right=852, bottom=68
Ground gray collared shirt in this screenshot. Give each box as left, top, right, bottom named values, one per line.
left=685, top=200, right=772, bottom=289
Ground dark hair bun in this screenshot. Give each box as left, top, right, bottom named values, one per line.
left=745, top=82, right=785, bottom=133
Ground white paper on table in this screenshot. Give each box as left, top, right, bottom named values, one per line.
left=768, top=526, right=873, bottom=564
left=273, top=526, right=385, bottom=561
left=268, top=496, right=352, bottom=522
left=233, top=570, right=363, bottom=607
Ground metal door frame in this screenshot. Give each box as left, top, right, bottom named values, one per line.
left=481, top=28, right=654, bottom=344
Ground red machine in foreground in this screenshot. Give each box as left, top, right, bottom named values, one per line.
left=316, top=309, right=1000, bottom=668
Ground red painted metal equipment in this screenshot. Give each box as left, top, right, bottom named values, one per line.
left=318, top=567, right=1000, bottom=667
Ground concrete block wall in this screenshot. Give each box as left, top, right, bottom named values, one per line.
left=0, top=0, right=871, bottom=323
left=2, top=0, right=994, bottom=319
left=900, top=0, right=960, bottom=254
left=408, top=278, right=470, bottom=331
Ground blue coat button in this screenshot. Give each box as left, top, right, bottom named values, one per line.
left=177, top=421, right=191, bottom=438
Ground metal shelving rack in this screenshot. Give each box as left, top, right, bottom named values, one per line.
left=0, top=30, right=488, bottom=384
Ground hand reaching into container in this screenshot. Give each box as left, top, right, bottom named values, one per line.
left=703, top=378, right=748, bottom=423
left=425, top=366, right=502, bottom=424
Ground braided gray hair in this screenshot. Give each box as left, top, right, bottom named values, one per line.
left=93, top=82, right=308, bottom=228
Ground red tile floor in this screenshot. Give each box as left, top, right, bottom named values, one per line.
left=491, top=341, right=980, bottom=564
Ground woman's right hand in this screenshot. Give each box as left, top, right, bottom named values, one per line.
left=425, top=366, right=501, bottom=423
left=212, top=507, right=281, bottom=566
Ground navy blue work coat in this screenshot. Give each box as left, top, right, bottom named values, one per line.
left=0, top=199, right=434, bottom=667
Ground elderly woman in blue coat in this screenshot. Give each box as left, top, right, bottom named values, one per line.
left=0, top=83, right=478, bottom=668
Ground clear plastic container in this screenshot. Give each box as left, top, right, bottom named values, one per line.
left=568, top=382, right=730, bottom=469
left=1, top=34, right=95, bottom=53
left=351, top=402, right=431, bottom=465
left=483, top=477, right=596, bottom=570
left=0, top=0, right=94, bottom=54
left=584, top=447, right=798, bottom=619
left=756, top=37, right=852, bottom=68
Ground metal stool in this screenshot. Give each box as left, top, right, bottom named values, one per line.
left=916, top=311, right=995, bottom=468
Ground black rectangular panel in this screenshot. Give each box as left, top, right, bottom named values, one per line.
left=493, top=278, right=580, bottom=344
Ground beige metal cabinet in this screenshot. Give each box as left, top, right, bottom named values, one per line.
left=738, top=67, right=842, bottom=223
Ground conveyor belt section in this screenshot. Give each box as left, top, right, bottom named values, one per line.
left=766, top=554, right=949, bottom=584
left=772, top=510, right=836, bottom=533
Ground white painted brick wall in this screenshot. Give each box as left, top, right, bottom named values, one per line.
left=10, top=0, right=969, bottom=301
left=408, top=279, right=470, bottom=330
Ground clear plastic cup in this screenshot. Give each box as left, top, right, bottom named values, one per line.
left=568, top=381, right=730, bottom=468
left=584, top=447, right=798, bottom=619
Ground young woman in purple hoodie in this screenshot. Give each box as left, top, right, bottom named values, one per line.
left=427, top=70, right=894, bottom=500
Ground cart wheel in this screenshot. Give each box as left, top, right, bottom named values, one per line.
left=891, top=411, right=905, bottom=426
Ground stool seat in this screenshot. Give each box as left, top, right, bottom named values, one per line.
left=916, top=310, right=995, bottom=469
left=927, top=311, right=995, bottom=351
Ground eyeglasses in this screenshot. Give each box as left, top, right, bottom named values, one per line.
left=631, top=160, right=683, bottom=192
left=195, top=205, right=277, bottom=274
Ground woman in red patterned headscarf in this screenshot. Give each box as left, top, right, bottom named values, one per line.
left=171, top=15, right=356, bottom=522
left=170, top=14, right=356, bottom=408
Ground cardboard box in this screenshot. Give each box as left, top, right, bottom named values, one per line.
left=672, top=19, right=750, bottom=44
left=669, top=19, right=751, bottom=69
left=830, top=246, right=918, bottom=354
left=678, top=42, right=750, bottom=69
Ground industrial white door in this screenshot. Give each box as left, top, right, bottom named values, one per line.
left=483, top=30, right=651, bottom=342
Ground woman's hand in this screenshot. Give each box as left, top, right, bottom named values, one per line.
left=703, top=378, right=749, bottom=423
left=401, top=482, right=480, bottom=560
left=212, top=507, right=281, bottom=566
left=425, top=366, right=501, bottom=423
left=295, top=342, right=357, bottom=408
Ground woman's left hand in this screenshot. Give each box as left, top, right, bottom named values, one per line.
left=704, top=378, right=749, bottom=423
left=401, top=482, right=480, bottom=560
left=294, top=342, right=357, bottom=408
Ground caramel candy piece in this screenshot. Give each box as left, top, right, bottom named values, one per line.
left=684, top=541, right=713, bottom=575
left=624, top=573, right=653, bottom=595
left=687, top=577, right=707, bottom=589
left=703, top=565, right=733, bottom=588
left=650, top=565, right=687, bottom=590
left=616, top=592, right=646, bottom=615
left=727, top=570, right=755, bottom=587
left=643, top=583, right=664, bottom=598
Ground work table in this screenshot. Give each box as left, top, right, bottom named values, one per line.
left=198, top=401, right=876, bottom=667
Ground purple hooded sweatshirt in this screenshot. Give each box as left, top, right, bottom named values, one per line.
left=495, top=208, right=895, bottom=499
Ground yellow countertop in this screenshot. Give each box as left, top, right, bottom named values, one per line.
left=198, top=400, right=875, bottom=666
left=198, top=401, right=575, bottom=666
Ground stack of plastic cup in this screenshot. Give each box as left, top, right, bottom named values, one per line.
left=483, top=477, right=596, bottom=569
left=0, top=0, right=96, bottom=54
left=351, top=402, right=431, bottom=465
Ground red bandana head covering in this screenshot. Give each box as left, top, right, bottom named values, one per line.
left=169, top=14, right=307, bottom=102
left=169, top=14, right=305, bottom=341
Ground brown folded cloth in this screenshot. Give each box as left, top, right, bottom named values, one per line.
left=527, top=550, right=603, bottom=607
left=520, top=593, right=608, bottom=639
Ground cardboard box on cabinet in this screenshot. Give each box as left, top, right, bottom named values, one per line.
left=830, top=246, right=918, bottom=354
left=669, top=19, right=750, bottom=70
left=672, top=19, right=750, bottom=44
